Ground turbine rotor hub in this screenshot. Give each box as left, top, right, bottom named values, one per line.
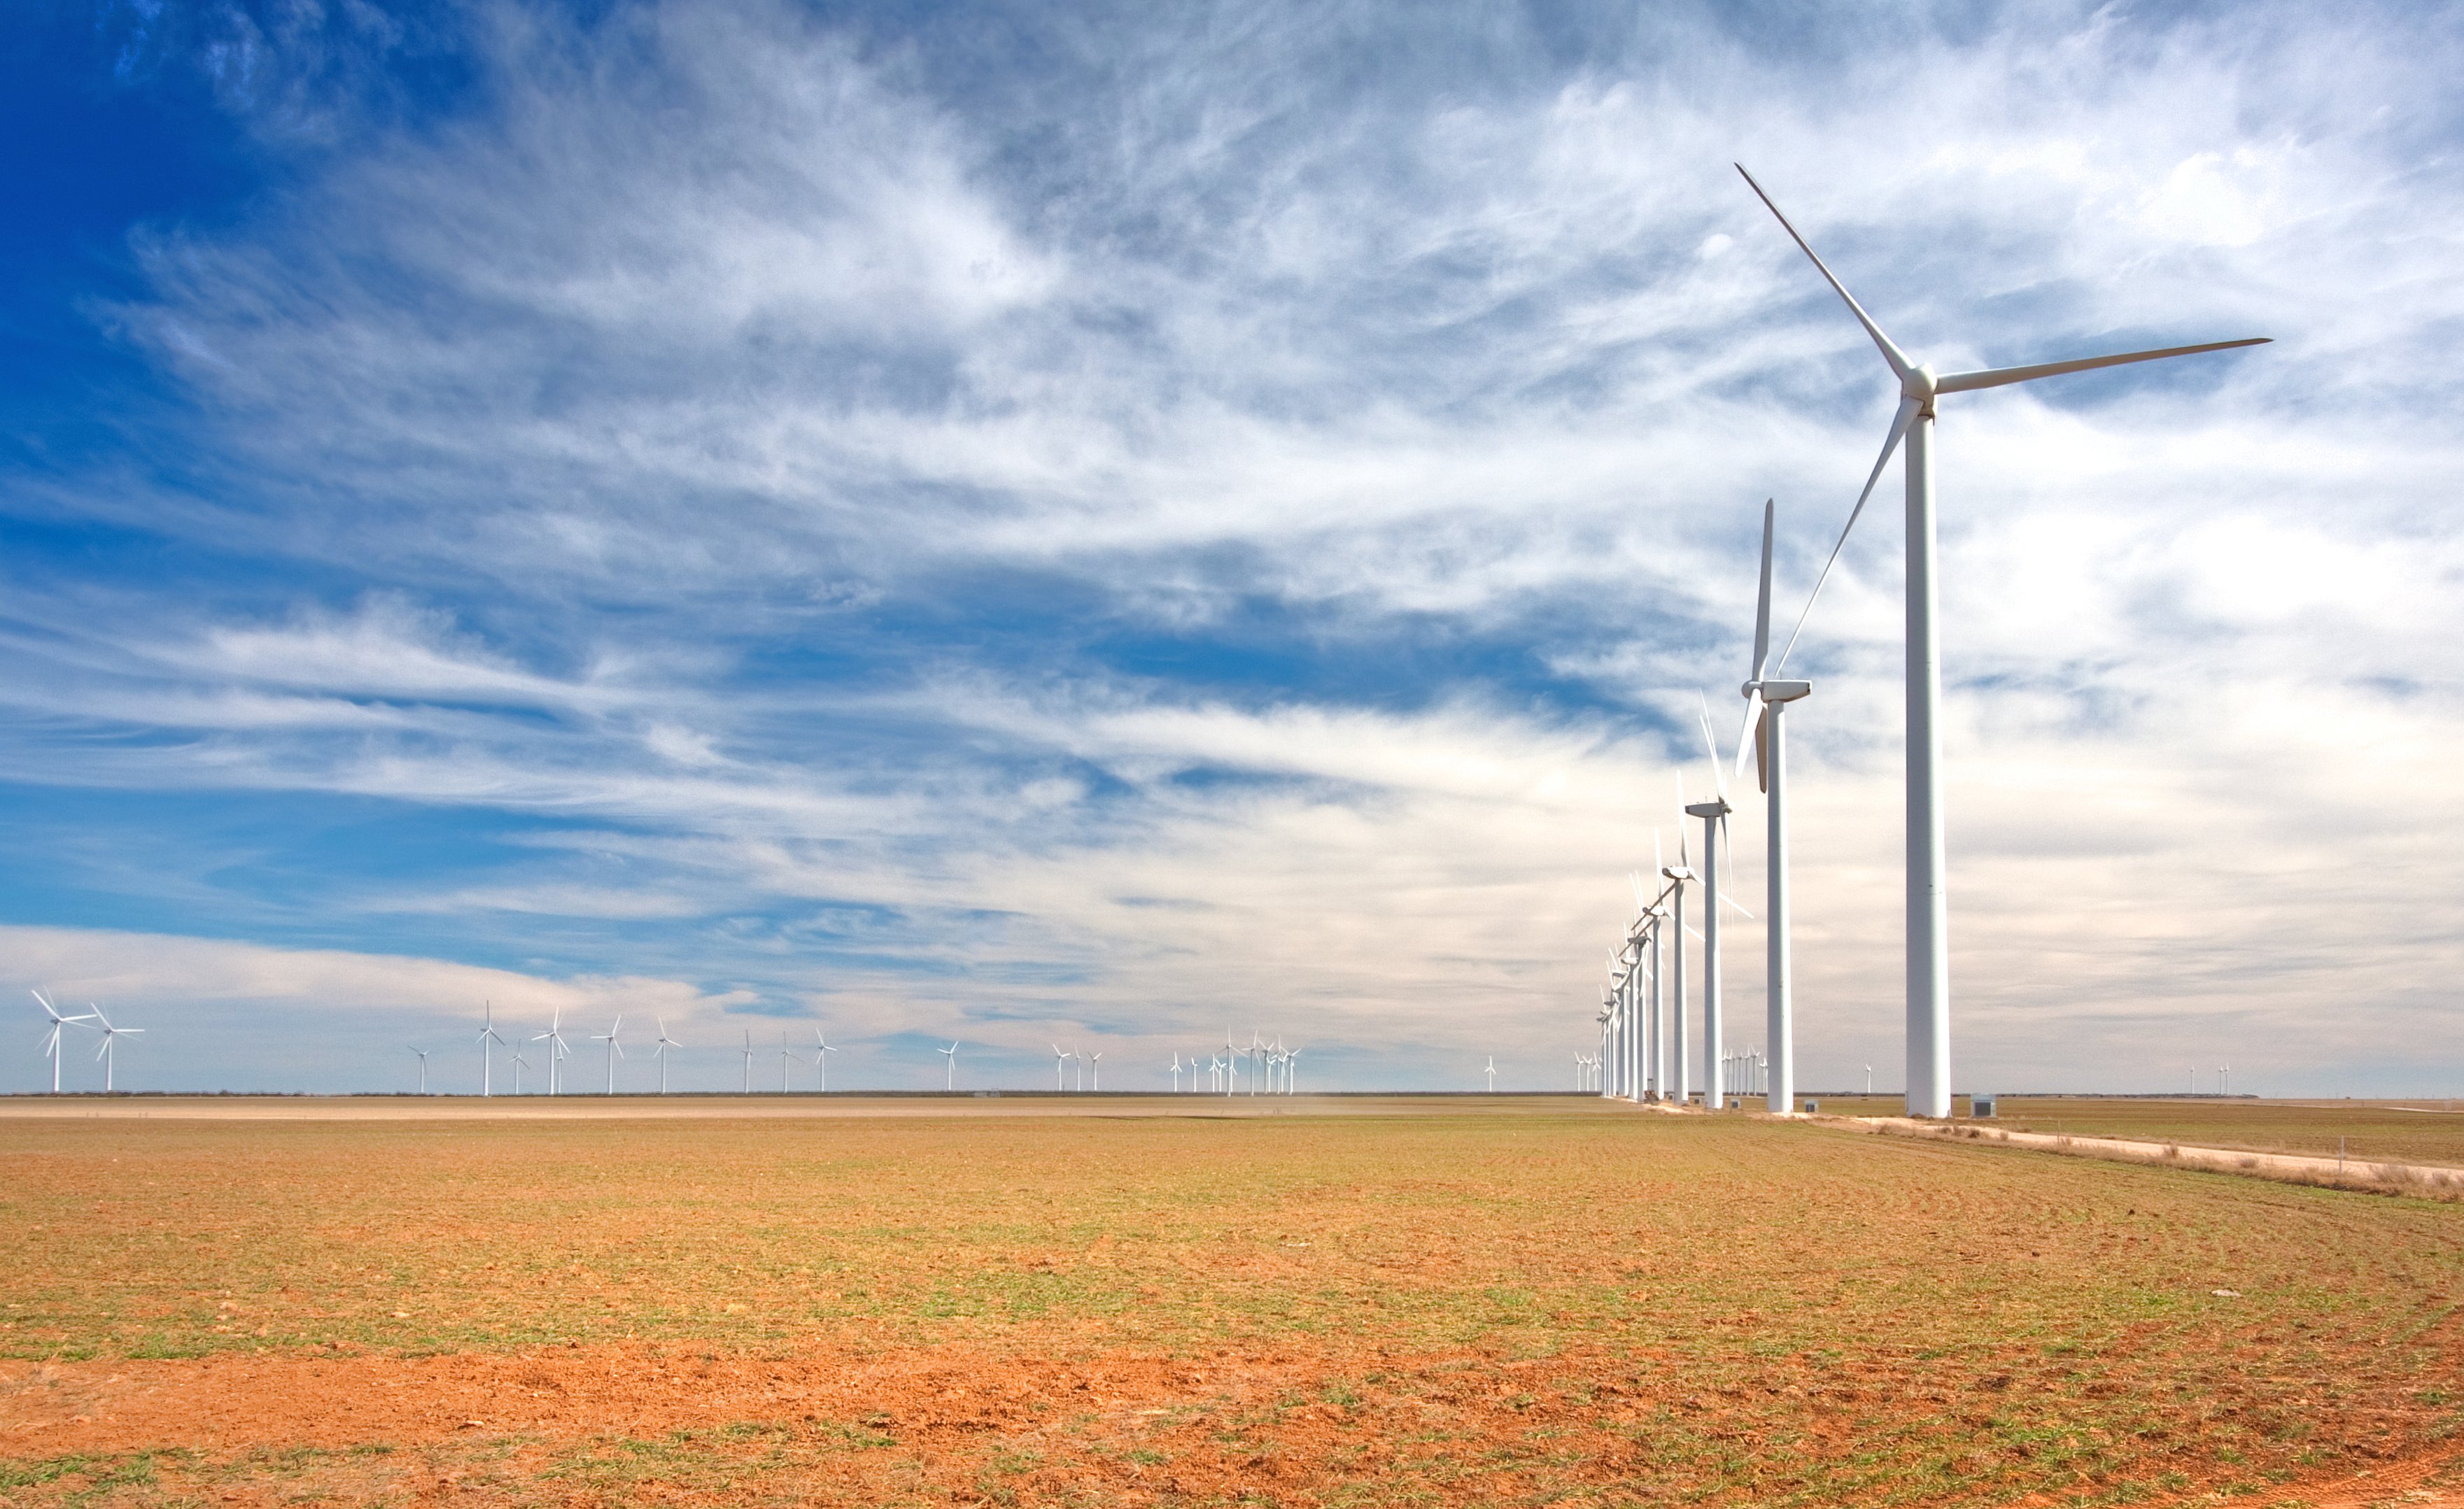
left=1900, top=362, right=1938, bottom=402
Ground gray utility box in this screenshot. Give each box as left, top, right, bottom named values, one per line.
left=1801, top=1100, right=1819, bottom=1113
left=1970, top=1094, right=1997, bottom=1117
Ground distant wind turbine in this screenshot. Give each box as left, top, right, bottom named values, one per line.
left=1169, top=1052, right=1183, bottom=1093
left=1088, top=1051, right=1102, bottom=1092
left=34, top=991, right=94, bottom=1095
left=409, top=1047, right=431, bottom=1095
left=1736, top=163, right=2267, bottom=1118
left=939, top=1040, right=959, bottom=1091
left=654, top=1019, right=683, bottom=1093
left=533, top=1009, right=571, bottom=1096
left=779, top=1034, right=801, bottom=1093
left=1053, top=1044, right=1072, bottom=1092
left=510, top=1043, right=530, bottom=1095
left=91, top=1006, right=142, bottom=1092
left=740, top=1029, right=755, bottom=1093
left=1689, top=695, right=1756, bottom=1112
left=593, top=1016, right=625, bottom=1094
left=813, top=1027, right=836, bottom=1092
left=477, top=1000, right=507, bottom=1098
left=1484, top=1056, right=1496, bottom=1093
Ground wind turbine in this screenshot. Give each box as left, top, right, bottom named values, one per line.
left=533, top=1009, right=571, bottom=1096
left=779, top=1034, right=801, bottom=1093
left=654, top=1019, right=683, bottom=1094
left=477, top=1000, right=506, bottom=1098
left=1731, top=499, right=1812, bottom=1114
left=34, top=991, right=94, bottom=1094
left=1689, top=696, right=1757, bottom=1112
left=1484, top=1056, right=1496, bottom=1093
left=511, top=1042, right=530, bottom=1094
left=90, top=1007, right=142, bottom=1092
left=1286, top=1046, right=1300, bottom=1093
left=409, top=1047, right=431, bottom=1094
left=593, top=1016, right=625, bottom=1094
left=1088, top=1050, right=1103, bottom=1091
left=1170, top=1052, right=1183, bottom=1093
left=939, top=1040, right=959, bottom=1091
left=1660, top=826, right=1694, bottom=1105
left=1737, top=164, right=2267, bottom=1119
left=813, top=1027, right=836, bottom=1092
left=740, top=1029, right=756, bottom=1093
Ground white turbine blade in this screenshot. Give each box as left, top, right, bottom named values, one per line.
left=1695, top=691, right=1728, bottom=803
left=1733, top=164, right=1913, bottom=379
left=1749, top=498, right=1775, bottom=681
left=1754, top=706, right=1770, bottom=795
left=1934, top=337, right=2270, bottom=395
left=1775, top=395, right=1920, bottom=673
left=1684, top=923, right=1705, bottom=944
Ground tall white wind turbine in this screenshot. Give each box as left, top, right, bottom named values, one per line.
left=654, top=1019, right=683, bottom=1094
left=477, top=1000, right=507, bottom=1098
left=511, top=1043, right=530, bottom=1094
left=593, top=1016, right=624, bottom=1095
left=1089, top=1051, right=1103, bottom=1091
left=740, top=1029, right=756, bottom=1093
left=1731, top=500, right=1812, bottom=1114
left=533, top=1009, right=571, bottom=1096
left=91, top=1006, right=142, bottom=1092
left=1484, top=1056, right=1496, bottom=1093
left=1170, top=1052, right=1183, bottom=1093
left=1659, top=826, right=1694, bottom=1105
left=779, top=1034, right=801, bottom=1093
left=1684, top=713, right=1755, bottom=1111
left=34, top=991, right=94, bottom=1094
left=939, top=1040, right=959, bottom=1091
left=409, top=1047, right=431, bottom=1095
left=1053, top=1044, right=1071, bottom=1092
left=813, top=1027, right=836, bottom=1092
left=1737, top=164, right=2267, bottom=1118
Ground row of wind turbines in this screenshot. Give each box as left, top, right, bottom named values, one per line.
left=1164, top=1032, right=1304, bottom=1095
left=1591, top=167, right=2266, bottom=1117
left=34, top=991, right=143, bottom=1092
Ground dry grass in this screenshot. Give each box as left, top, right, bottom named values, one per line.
left=3, top=1100, right=2461, bottom=1506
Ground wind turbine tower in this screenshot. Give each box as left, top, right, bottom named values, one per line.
left=477, top=1000, right=507, bottom=1098
left=1732, top=500, right=1812, bottom=1114
left=1737, top=164, right=2266, bottom=1118
left=91, top=1007, right=142, bottom=1092
left=34, top=991, right=94, bottom=1094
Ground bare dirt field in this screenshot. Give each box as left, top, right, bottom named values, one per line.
left=3, top=1096, right=2461, bottom=1506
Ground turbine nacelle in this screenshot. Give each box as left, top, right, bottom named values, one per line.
left=1743, top=678, right=1812, bottom=705
left=1682, top=800, right=1729, bottom=820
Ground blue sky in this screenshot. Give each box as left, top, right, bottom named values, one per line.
left=6, top=0, right=2461, bottom=1096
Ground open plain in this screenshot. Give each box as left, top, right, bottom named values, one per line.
left=3, top=1096, right=2461, bottom=1507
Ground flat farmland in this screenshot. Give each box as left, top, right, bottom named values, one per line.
left=3, top=1099, right=2461, bottom=1507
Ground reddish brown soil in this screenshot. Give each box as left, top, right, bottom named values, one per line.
left=3, top=1341, right=2458, bottom=1508
left=8, top=1107, right=2464, bottom=1506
